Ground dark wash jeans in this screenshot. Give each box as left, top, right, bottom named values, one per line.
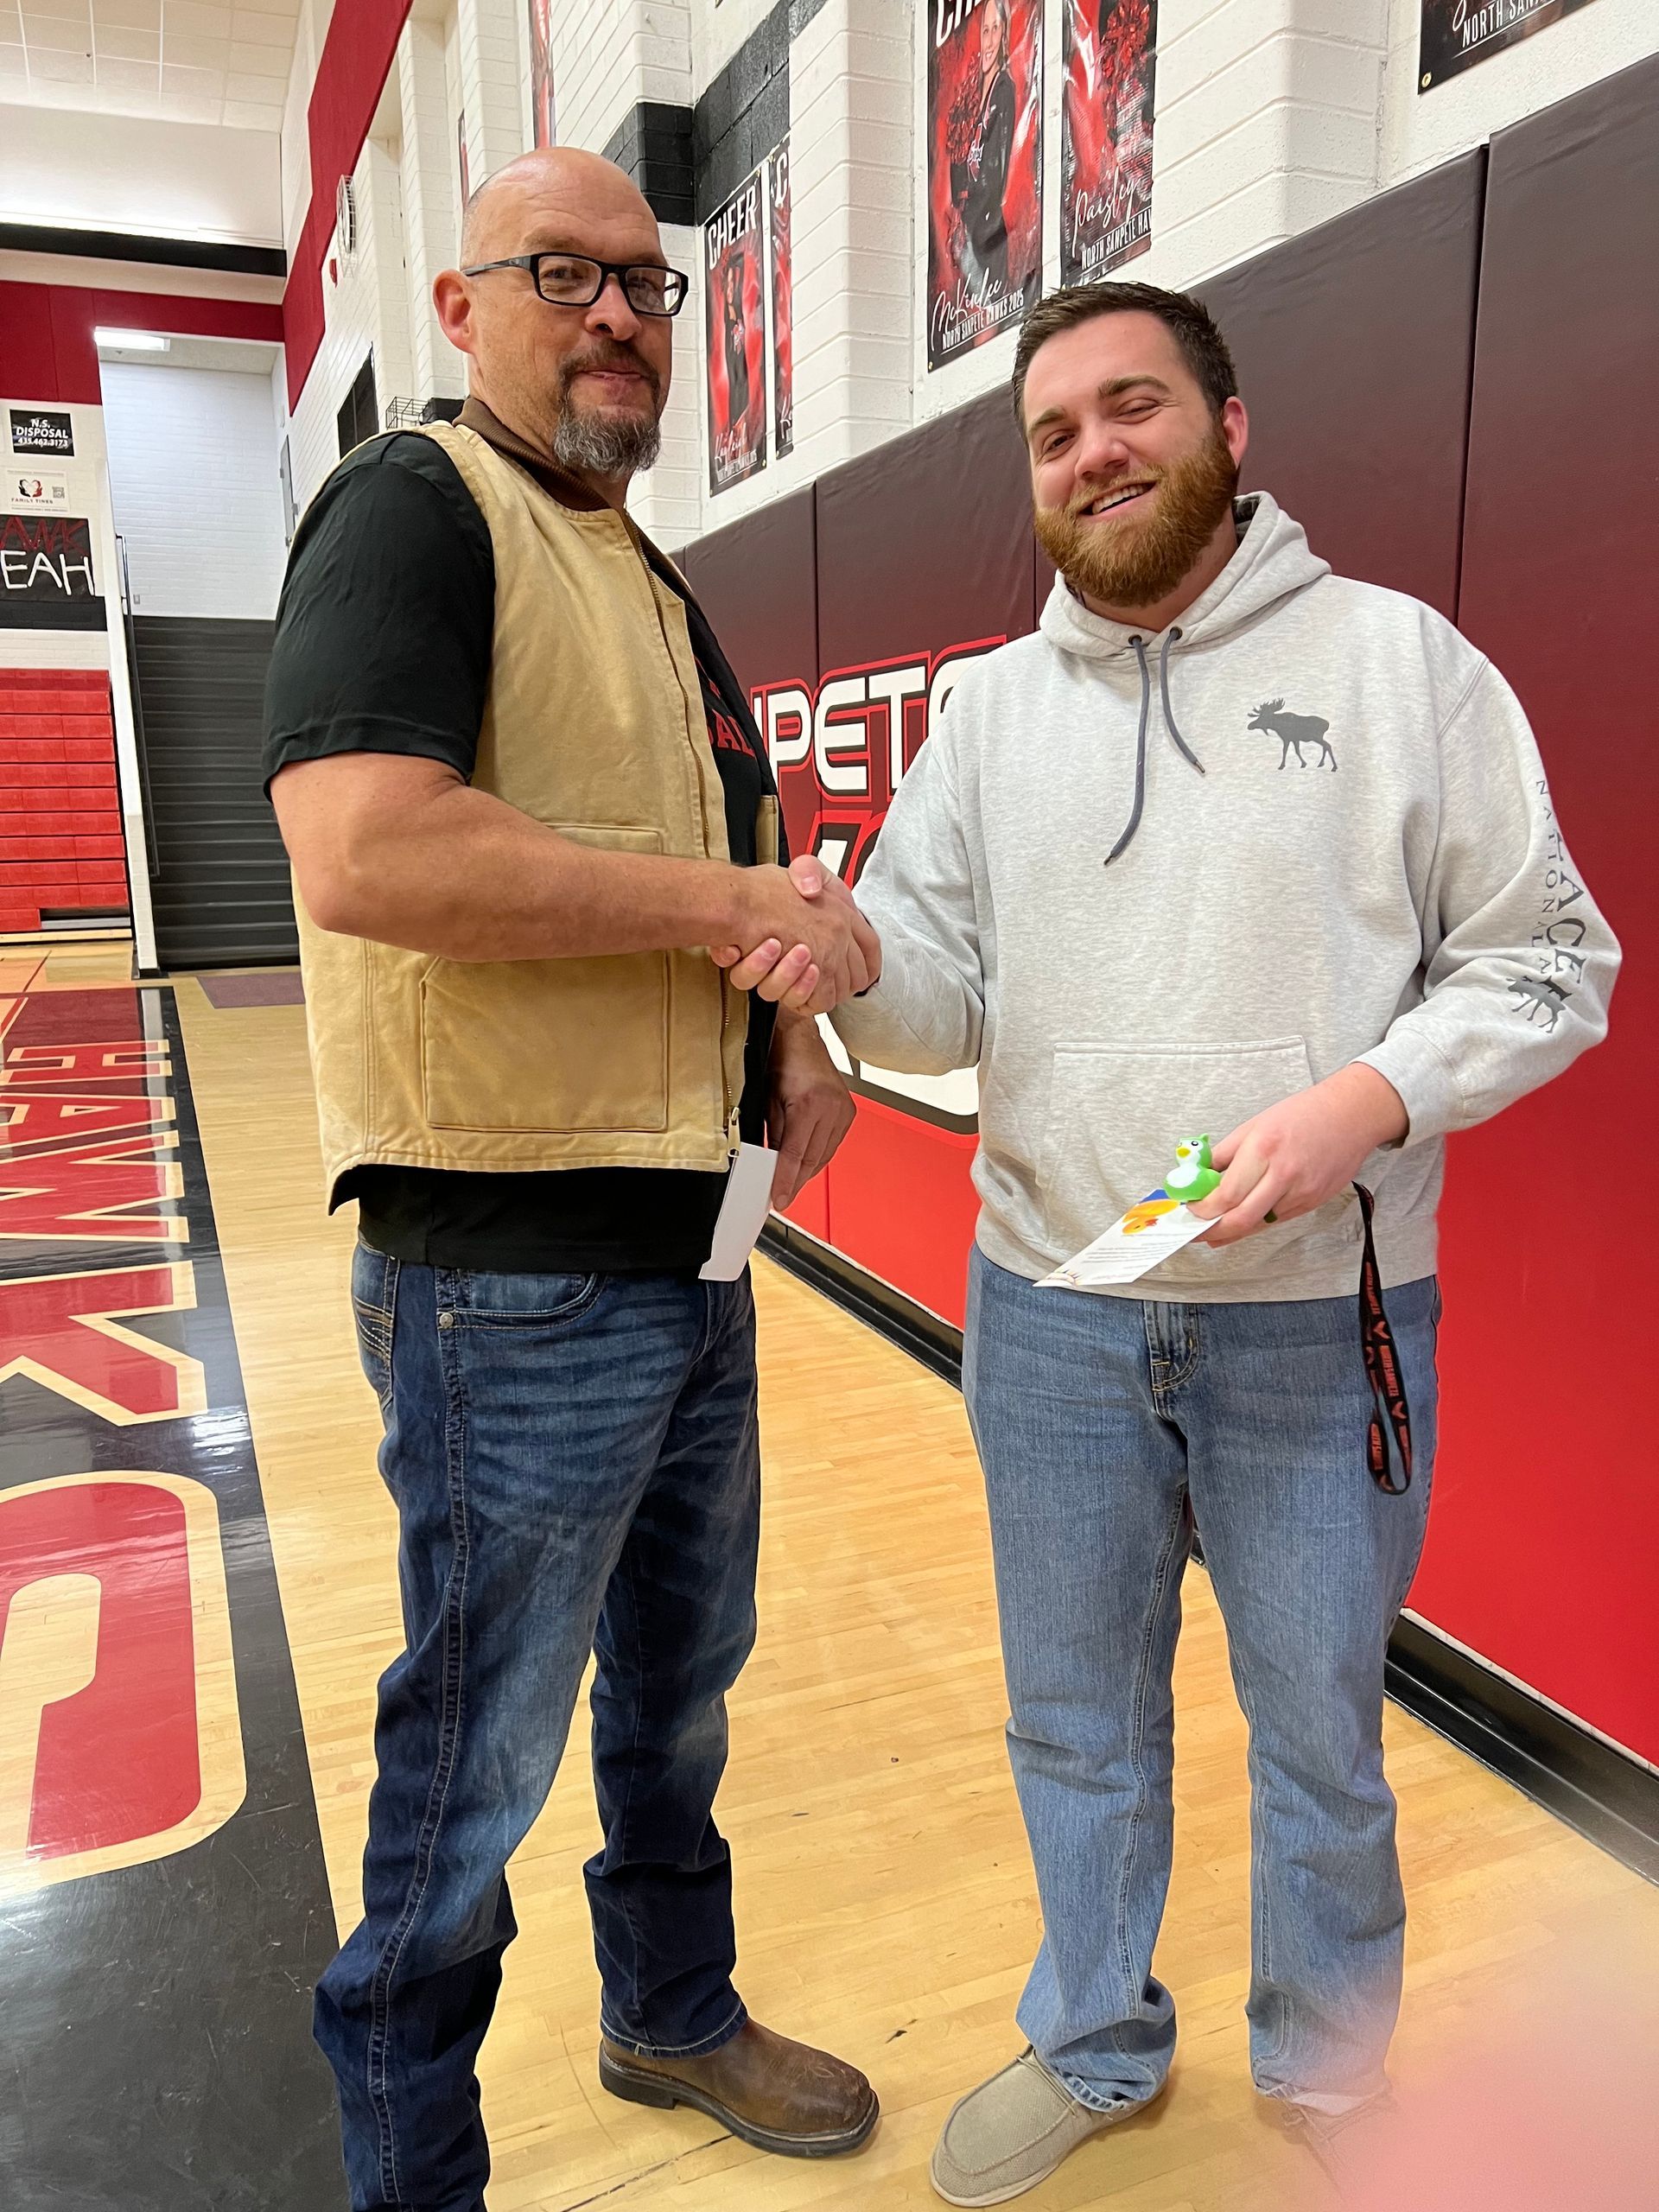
left=315, top=1246, right=761, bottom=2212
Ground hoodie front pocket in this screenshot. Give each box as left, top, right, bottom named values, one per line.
left=1038, top=1036, right=1319, bottom=1281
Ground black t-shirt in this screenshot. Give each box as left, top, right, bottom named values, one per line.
left=262, top=424, right=780, bottom=1274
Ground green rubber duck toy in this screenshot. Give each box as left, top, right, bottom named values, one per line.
left=1165, top=1135, right=1223, bottom=1205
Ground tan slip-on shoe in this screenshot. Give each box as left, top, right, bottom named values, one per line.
left=1271, top=2089, right=1401, bottom=2202
left=930, top=2046, right=1159, bottom=2207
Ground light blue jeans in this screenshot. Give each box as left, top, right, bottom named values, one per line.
left=963, top=1247, right=1440, bottom=2114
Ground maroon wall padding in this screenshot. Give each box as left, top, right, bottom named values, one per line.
left=678, top=484, right=818, bottom=709
left=1409, top=54, right=1659, bottom=1764
left=1196, top=151, right=1485, bottom=619
left=816, top=387, right=1036, bottom=674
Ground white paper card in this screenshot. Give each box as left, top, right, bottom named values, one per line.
left=699, top=1143, right=780, bottom=1281
left=1039, top=1194, right=1214, bottom=1292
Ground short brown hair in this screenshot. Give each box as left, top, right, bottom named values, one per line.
left=1011, top=282, right=1238, bottom=434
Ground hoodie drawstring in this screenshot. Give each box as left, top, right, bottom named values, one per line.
left=1104, top=628, right=1205, bottom=868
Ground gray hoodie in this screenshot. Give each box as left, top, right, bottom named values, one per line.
left=831, top=493, right=1619, bottom=1300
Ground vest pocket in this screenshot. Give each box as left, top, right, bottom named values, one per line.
left=420, top=824, right=672, bottom=1135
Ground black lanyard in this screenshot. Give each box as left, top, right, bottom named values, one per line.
left=1355, top=1183, right=1413, bottom=1494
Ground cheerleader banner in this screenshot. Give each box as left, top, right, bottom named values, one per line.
left=925, top=0, right=1044, bottom=370
left=769, top=138, right=794, bottom=460
left=1061, top=0, right=1156, bottom=287
left=705, top=169, right=769, bottom=495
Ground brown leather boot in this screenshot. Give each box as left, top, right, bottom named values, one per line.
left=598, top=2019, right=878, bottom=2158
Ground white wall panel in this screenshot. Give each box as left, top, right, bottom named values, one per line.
left=101, top=362, right=289, bottom=620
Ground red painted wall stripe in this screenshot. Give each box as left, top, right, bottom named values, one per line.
left=284, top=0, right=413, bottom=410
left=0, top=283, right=284, bottom=407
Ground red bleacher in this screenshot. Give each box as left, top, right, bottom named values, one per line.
left=0, top=668, right=126, bottom=934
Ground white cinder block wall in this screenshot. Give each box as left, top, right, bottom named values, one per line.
left=398, top=12, right=466, bottom=417
left=102, top=362, right=290, bottom=620
left=270, top=0, right=1658, bottom=536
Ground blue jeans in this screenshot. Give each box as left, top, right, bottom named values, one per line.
left=315, top=1249, right=761, bottom=2212
left=963, top=1248, right=1439, bottom=2114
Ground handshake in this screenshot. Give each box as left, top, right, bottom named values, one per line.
left=712, top=855, right=882, bottom=1017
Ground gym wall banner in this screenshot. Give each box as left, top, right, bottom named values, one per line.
left=705, top=168, right=769, bottom=496
left=0, top=514, right=105, bottom=630
left=769, top=138, right=794, bottom=461
left=927, top=0, right=1045, bottom=370
left=1419, top=0, right=1601, bottom=90
left=1061, top=0, right=1157, bottom=286
left=527, top=0, right=555, bottom=147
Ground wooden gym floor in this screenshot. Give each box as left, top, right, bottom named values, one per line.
left=5, top=949, right=1657, bottom=2209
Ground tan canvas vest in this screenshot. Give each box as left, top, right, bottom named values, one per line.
left=296, top=419, right=763, bottom=1198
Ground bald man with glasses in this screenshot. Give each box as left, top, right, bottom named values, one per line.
left=264, top=149, right=880, bottom=2212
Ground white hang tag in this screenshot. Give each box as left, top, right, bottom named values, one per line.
left=1039, top=1192, right=1216, bottom=1292
left=699, top=1143, right=780, bottom=1281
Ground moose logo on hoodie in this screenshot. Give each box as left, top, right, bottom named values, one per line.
left=1246, top=697, right=1338, bottom=771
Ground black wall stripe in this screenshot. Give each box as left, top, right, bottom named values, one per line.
left=604, top=0, right=831, bottom=229
left=0, top=601, right=108, bottom=631
left=604, top=102, right=697, bottom=227
left=0, top=222, right=286, bottom=280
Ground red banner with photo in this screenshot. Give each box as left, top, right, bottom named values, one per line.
left=769, top=139, right=794, bottom=460
left=1061, top=0, right=1156, bottom=286
left=926, top=0, right=1044, bottom=371
left=705, top=169, right=768, bottom=496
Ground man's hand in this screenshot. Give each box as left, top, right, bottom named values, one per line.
left=766, top=1011, right=855, bottom=1208
left=1191, top=1065, right=1409, bottom=1248
left=714, top=858, right=882, bottom=1017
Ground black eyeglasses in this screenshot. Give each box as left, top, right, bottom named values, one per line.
left=461, top=252, right=690, bottom=317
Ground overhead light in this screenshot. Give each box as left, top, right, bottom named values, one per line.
left=94, top=328, right=171, bottom=352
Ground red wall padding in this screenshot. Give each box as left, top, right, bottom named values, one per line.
left=1409, top=54, right=1659, bottom=1764
left=0, top=671, right=124, bottom=932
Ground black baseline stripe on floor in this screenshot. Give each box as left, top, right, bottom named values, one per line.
left=0, top=982, right=346, bottom=2212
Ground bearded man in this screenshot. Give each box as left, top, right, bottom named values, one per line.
left=264, top=149, right=881, bottom=2212
left=734, top=282, right=1618, bottom=2203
